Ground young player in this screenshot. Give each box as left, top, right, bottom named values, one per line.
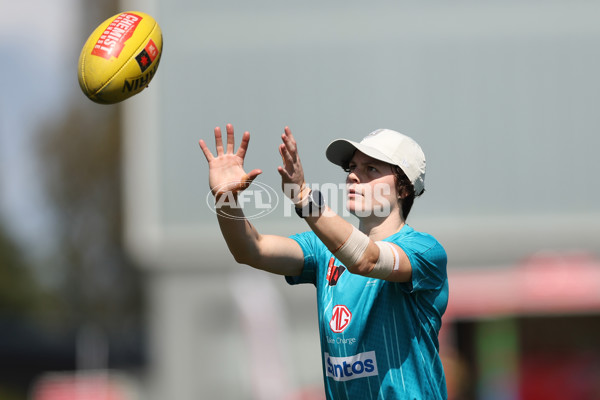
left=199, top=124, right=448, bottom=399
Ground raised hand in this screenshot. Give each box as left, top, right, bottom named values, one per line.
left=199, top=124, right=262, bottom=199
left=277, top=126, right=308, bottom=204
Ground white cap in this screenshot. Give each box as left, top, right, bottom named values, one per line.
left=326, top=129, right=426, bottom=196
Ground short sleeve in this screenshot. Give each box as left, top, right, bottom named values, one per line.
left=394, top=233, right=447, bottom=293
left=285, top=231, right=320, bottom=286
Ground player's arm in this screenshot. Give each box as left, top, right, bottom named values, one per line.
left=304, top=209, right=412, bottom=282
left=215, top=200, right=304, bottom=276
left=277, top=127, right=412, bottom=283
left=199, top=124, right=304, bottom=276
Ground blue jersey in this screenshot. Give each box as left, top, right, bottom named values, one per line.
left=287, top=225, right=448, bottom=399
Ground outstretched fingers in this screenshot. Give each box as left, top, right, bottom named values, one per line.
left=279, top=142, right=294, bottom=169
left=236, top=130, right=251, bottom=160
left=214, top=126, right=225, bottom=156
left=202, top=124, right=249, bottom=161
left=281, top=126, right=298, bottom=159
left=226, top=123, right=235, bottom=154
left=198, top=139, right=214, bottom=162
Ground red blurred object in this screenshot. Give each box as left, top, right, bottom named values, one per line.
left=30, top=373, right=127, bottom=400
left=446, top=252, right=600, bottom=319
left=519, top=353, right=600, bottom=400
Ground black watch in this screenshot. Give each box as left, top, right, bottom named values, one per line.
left=295, top=189, right=326, bottom=218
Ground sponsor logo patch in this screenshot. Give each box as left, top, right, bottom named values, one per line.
left=329, top=305, right=351, bottom=333
left=136, top=39, right=159, bottom=72
left=325, top=351, right=379, bottom=382
left=91, top=13, right=143, bottom=60
left=326, top=257, right=345, bottom=286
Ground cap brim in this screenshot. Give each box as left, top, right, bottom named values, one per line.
left=326, top=139, right=396, bottom=167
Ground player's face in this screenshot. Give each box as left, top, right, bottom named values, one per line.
left=345, top=151, right=399, bottom=218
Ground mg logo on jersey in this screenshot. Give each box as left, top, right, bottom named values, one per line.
left=325, top=351, right=379, bottom=382
left=329, top=305, right=351, bottom=333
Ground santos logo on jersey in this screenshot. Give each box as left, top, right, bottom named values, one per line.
left=324, top=351, right=379, bottom=382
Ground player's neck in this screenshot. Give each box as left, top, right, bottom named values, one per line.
left=359, top=213, right=405, bottom=241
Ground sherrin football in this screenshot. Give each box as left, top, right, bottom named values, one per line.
left=78, top=11, right=163, bottom=104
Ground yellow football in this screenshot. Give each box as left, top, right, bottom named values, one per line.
left=78, top=11, right=163, bottom=104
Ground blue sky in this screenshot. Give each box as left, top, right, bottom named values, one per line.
left=0, top=0, right=80, bottom=253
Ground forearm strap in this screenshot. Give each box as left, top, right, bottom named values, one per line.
left=366, top=242, right=400, bottom=279
left=333, top=226, right=370, bottom=269
left=333, top=227, right=400, bottom=280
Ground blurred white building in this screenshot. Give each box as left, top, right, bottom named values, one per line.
left=120, top=1, right=600, bottom=399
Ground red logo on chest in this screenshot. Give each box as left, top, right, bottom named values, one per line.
left=330, top=305, right=352, bottom=333
left=326, top=257, right=346, bottom=286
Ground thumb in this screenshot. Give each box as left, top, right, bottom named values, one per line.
left=239, top=169, right=262, bottom=190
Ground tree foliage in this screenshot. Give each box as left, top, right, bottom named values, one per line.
left=0, top=223, right=41, bottom=316
left=36, top=102, right=143, bottom=333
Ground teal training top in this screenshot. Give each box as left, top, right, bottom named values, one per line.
left=286, top=224, right=448, bottom=400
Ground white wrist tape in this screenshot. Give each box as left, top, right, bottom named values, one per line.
left=366, top=241, right=400, bottom=279
left=333, top=226, right=370, bottom=268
